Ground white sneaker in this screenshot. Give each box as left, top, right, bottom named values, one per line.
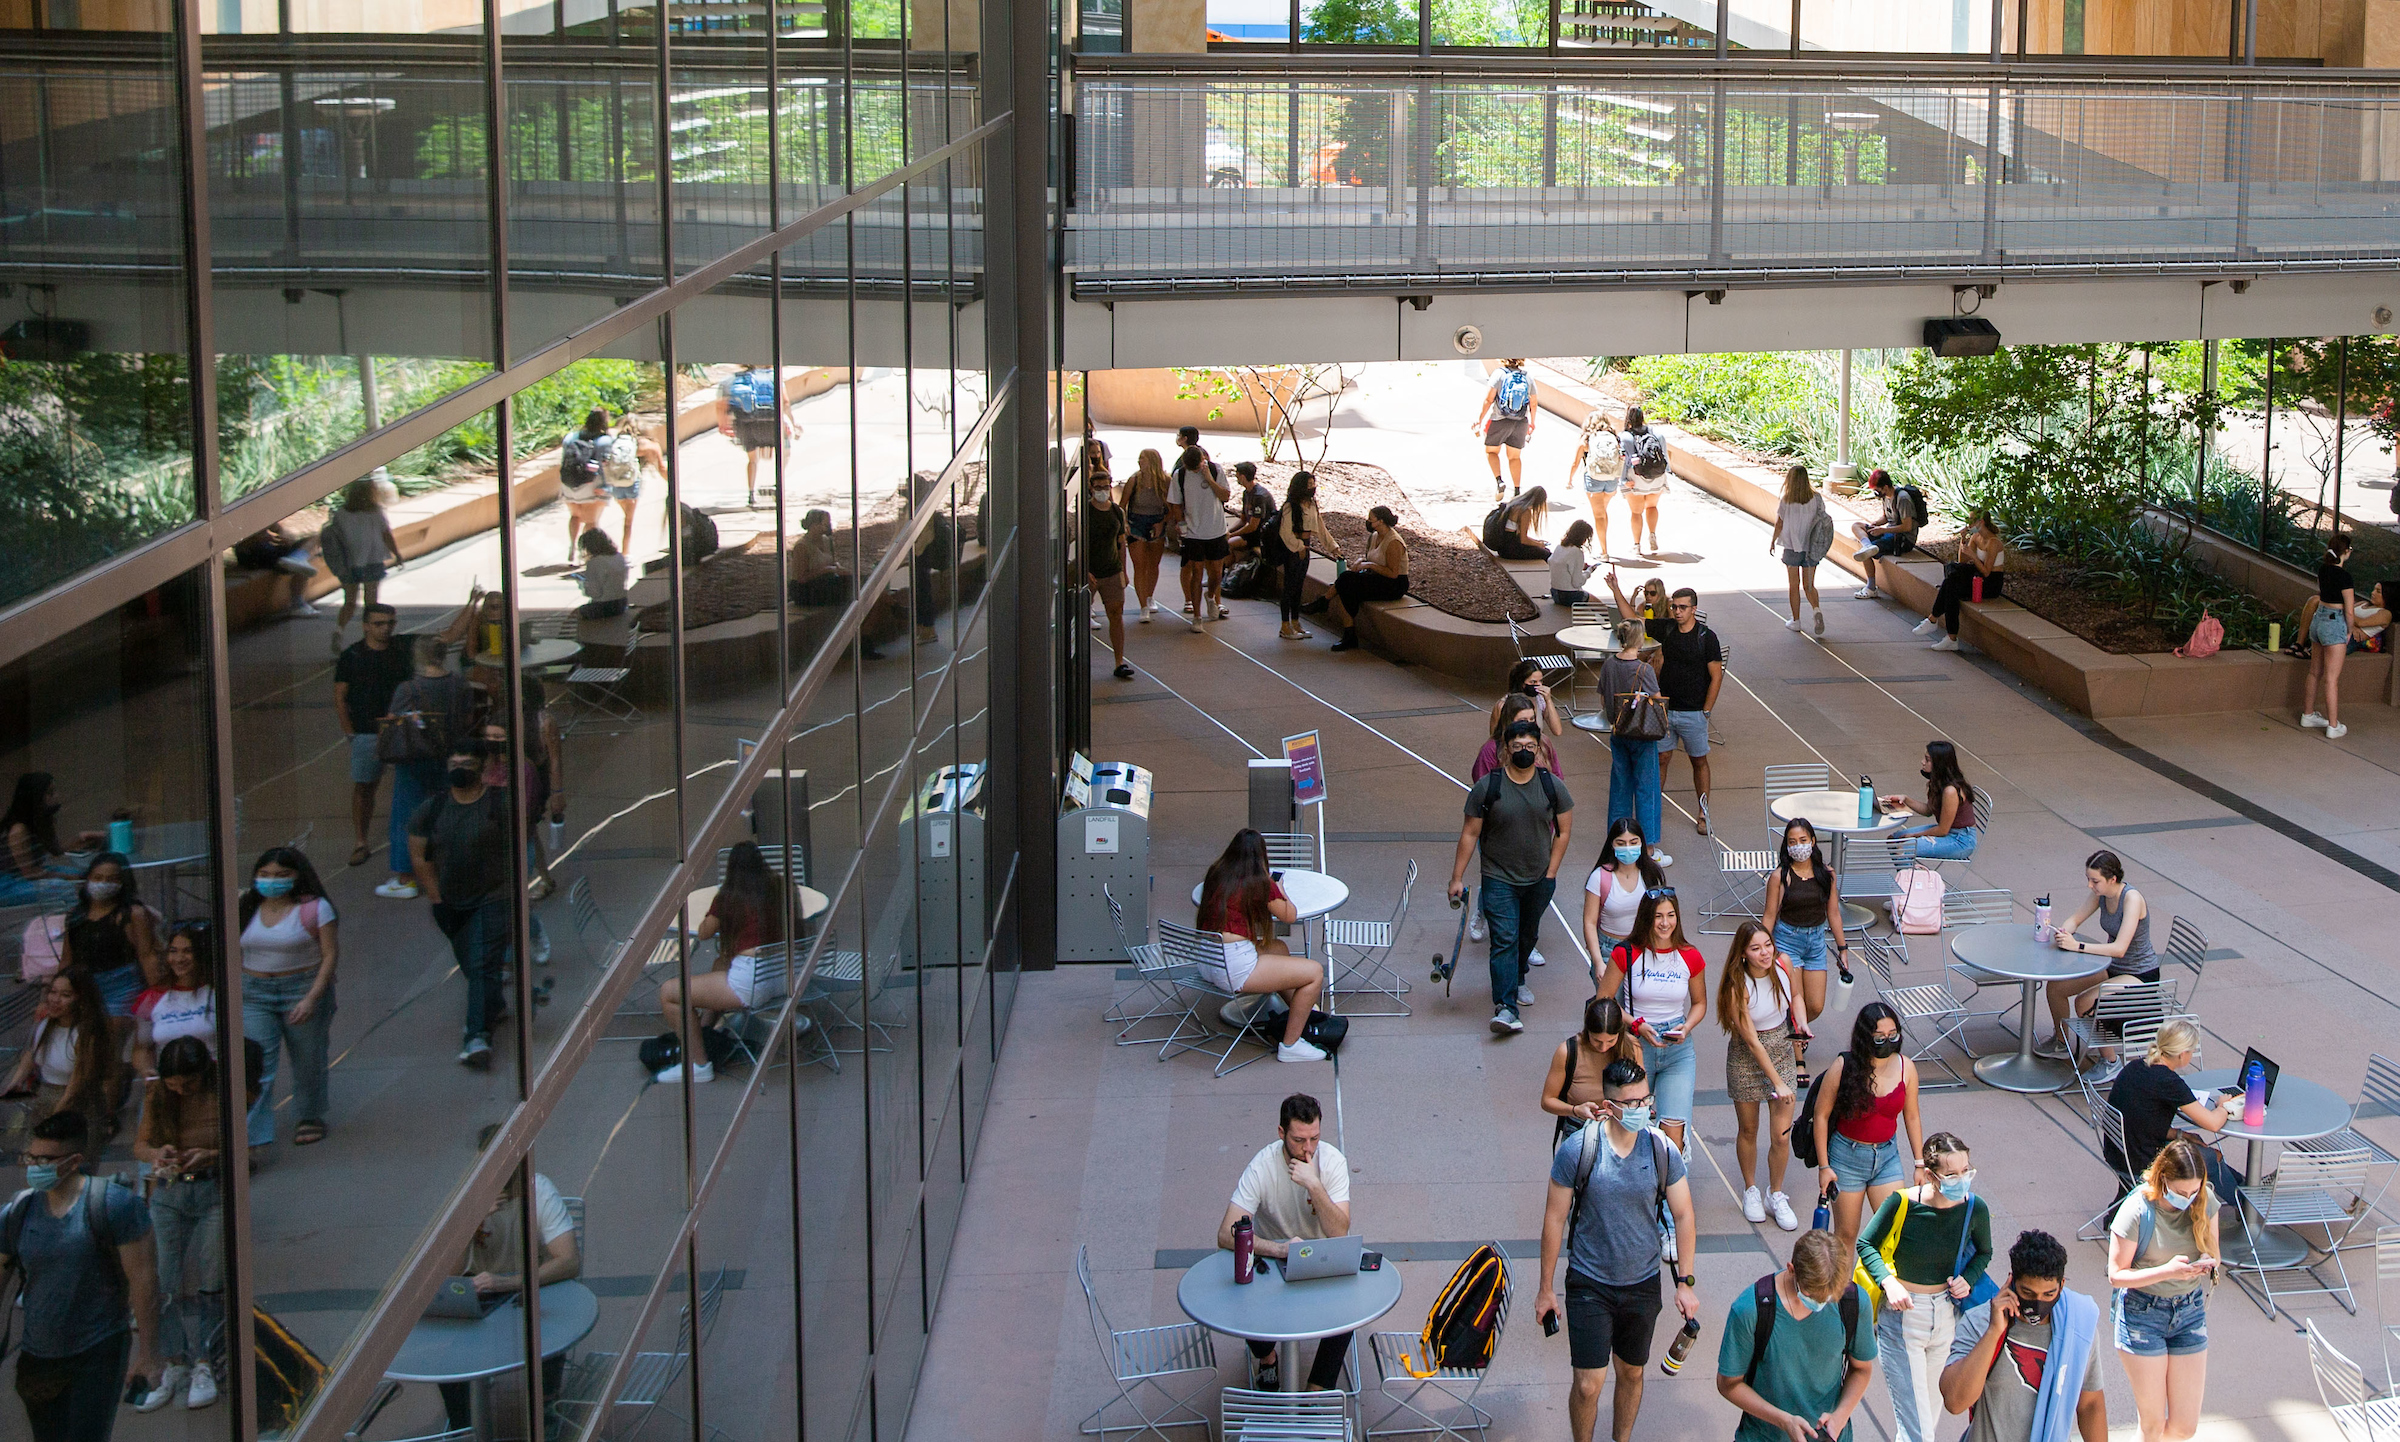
left=1851, top=543, right=1879, bottom=563
left=1528, top=948, right=1547, bottom=967
left=1212, top=605, right=1228, bottom=621
left=376, top=877, right=419, bottom=899
left=185, top=1362, right=218, bottom=1410
left=1743, top=1186, right=1767, bottom=1223
left=2327, top=722, right=2349, bottom=740
left=1650, top=849, right=1673, bottom=869
left=655, top=1060, right=715, bottom=1083
left=1468, top=911, right=1487, bottom=943
left=1277, top=1037, right=1328, bottom=1063
left=1137, top=603, right=1154, bottom=624
left=1930, top=637, right=1961, bottom=652
left=1292, top=622, right=1312, bottom=639
left=459, top=1034, right=493, bottom=1068
left=1784, top=617, right=1803, bottom=631
left=1913, top=616, right=1941, bottom=635
left=532, top=927, right=552, bottom=966
left=1490, top=1007, right=1523, bottom=1034
left=134, top=1364, right=188, bottom=1413
left=2301, top=712, right=2329, bottom=728
left=1812, top=608, right=1825, bottom=636
left=1188, top=619, right=1205, bottom=635
left=1768, top=1191, right=1801, bottom=1231
left=1516, top=984, right=1535, bottom=1007
left=1851, top=586, right=1880, bottom=600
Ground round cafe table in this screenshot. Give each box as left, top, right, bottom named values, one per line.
left=2188, top=1067, right=2354, bottom=1271
left=474, top=638, right=582, bottom=670
left=1769, top=791, right=1904, bottom=930
left=386, top=1280, right=599, bottom=1442
left=1193, top=871, right=1350, bottom=1028
left=1178, top=1248, right=1402, bottom=1392
left=1947, top=924, right=2104, bottom=1093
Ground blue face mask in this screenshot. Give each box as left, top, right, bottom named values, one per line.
left=24, top=1162, right=64, bottom=1191
left=1796, top=1285, right=1831, bottom=1315
left=2162, top=1187, right=2197, bottom=1211
left=1613, top=844, right=1642, bottom=864
left=254, top=876, right=295, bottom=898
left=1938, top=1174, right=1973, bottom=1202
left=1615, top=1104, right=1654, bottom=1132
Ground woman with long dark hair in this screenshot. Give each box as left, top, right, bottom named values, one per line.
left=1328, top=506, right=1409, bottom=652
left=1482, top=486, right=1552, bottom=561
left=1581, top=817, right=1665, bottom=977
left=0, top=772, right=93, bottom=905
left=3, top=969, right=115, bottom=1147
left=132, top=1036, right=227, bottom=1412
left=239, top=846, right=338, bottom=1148
left=59, top=851, right=161, bottom=1030
left=1473, top=696, right=1560, bottom=782
left=1195, top=829, right=1324, bottom=1063
left=1759, top=817, right=1849, bottom=1040
left=1272, top=471, right=1335, bottom=640
left=2304, top=531, right=2362, bottom=739
left=656, top=839, right=791, bottom=1085
left=1596, top=886, right=1706, bottom=1151
left=1718, top=920, right=1803, bottom=1230
left=134, top=921, right=219, bottom=1079
left=1881, top=739, right=1978, bottom=863
left=1539, top=995, right=1641, bottom=1145
left=1809, top=1001, right=1925, bottom=1259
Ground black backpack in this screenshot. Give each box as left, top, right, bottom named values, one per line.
left=561, top=433, right=603, bottom=488
left=1743, top=1273, right=1861, bottom=1389
left=1892, top=485, right=1928, bottom=531
left=1785, top=1054, right=1844, bottom=1170
left=1472, top=767, right=1566, bottom=836
left=1403, top=1243, right=1510, bottom=1376
left=1627, top=429, right=1669, bottom=480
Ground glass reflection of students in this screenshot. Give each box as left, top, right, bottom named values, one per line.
left=130, top=1038, right=226, bottom=1413
left=0, top=773, right=98, bottom=906
left=443, top=1123, right=581, bottom=1432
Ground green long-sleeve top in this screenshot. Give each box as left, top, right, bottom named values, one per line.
left=1855, top=1190, right=1993, bottom=1289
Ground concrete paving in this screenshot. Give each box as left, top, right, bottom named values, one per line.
left=910, top=393, right=2400, bottom=1442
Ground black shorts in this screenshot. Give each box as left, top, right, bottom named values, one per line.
left=1565, top=1270, right=1662, bottom=1370
left=1182, top=535, right=1230, bottom=562
left=1484, top=415, right=1530, bottom=450
left=732, top=411, right=780, bottom=451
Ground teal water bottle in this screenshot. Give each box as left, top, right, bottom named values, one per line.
left=108, top=818, right=135, bottom=855
left=1856, top=775, right=1875, bottom=826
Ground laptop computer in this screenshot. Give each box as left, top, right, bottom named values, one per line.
left=2239, top=1048, right=2281, bottom=1108
left=424, top=1277, right=506, bottom=1320
left=1280, top=1235, right=1364, bottom=1282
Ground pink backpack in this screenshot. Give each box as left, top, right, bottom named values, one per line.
left=2174, top=605, right=2223, bottom=659
left=1890, top=867, right=1947, bottom=935
left=19, top=914, right=63, bottom=982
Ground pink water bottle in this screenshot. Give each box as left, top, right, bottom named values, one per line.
left=2033, top=894, right=2052, bottom=945
left=1233, top=1218, right=1256, bottom=1284
left=1971, top=575, right=1985, bottom=604
left=2243, top=1061, right=2267, bottom=1128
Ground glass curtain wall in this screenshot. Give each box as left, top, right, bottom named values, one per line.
left=0, top=0, right=1036, bottom=1433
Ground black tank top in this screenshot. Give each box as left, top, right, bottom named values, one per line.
left=67, top=905, right=140, bottom=980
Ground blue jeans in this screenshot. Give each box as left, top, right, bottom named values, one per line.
left=1896, top=826, right=1977, bottom=862
left=1641, top=1034, right=1698, bottom=1123
left=431, top=896, right=511, bottom=1042
left=243, top=969, right=335, bottom=1146
left=389, top=760, right=441, bottom=875
left=149, top=1176, right=224, bottom=1362
left=1481, top=876, right=1555, bottom=1011
left=1607, top=737, right=1662, bottom=850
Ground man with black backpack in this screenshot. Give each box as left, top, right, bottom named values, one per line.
left=1449, top=718, right=1574, bottom=1035
left=1717, top=1229, right=1877, bottom=1442
left=1536, top=1057, right=1699, bottom=1442
left=2, top=1110, right=161, bottom=1442
left=1848, top=470, right=1924, bottom=603
left=1472, top=359, right=1539, bottom=502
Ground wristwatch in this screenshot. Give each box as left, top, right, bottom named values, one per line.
left=1676, top=1273, right=1698, bottom=1288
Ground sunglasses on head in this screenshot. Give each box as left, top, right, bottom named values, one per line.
left=1643, top=887, right=1677, bottom=901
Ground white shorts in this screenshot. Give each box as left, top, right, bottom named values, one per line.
left=724, top=951, right=785, bottom=1009
left=1205, top=937, right=1259, bottom=992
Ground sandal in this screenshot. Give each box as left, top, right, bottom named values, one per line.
left=293, top=1121, right=327, bottom=1146
left=348, top=845, right=371, bottom=867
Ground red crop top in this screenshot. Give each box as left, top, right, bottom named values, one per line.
left=1198, top=882, right=1288, bottom=941
left=1835, top=1071, right=1907, bottom=1144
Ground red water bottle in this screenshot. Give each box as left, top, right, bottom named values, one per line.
left=1234, top=1218, right=1255, bottom=1284
left=1971, top=575, right=1984, bottom=604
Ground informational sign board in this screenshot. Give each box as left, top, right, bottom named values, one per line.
left=1282, top=731, right=1326, bottom=808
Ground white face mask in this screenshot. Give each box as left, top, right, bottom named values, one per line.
left=1786, top=844, right=1811, bottom=862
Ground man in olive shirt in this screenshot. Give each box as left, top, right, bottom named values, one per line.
left=410, top=742, right=517, bottom=1069
left=1448, top=719, right=1572, bottom=1035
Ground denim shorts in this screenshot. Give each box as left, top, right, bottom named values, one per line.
left=348, top=732, right=386, bottom=784
left=1582, top=468, right=1621, bottom=496
left=1827, top=1131, right=1905, bottom=1193
left=2113, top=1287, right=2207, bottom=1357
left=2311, top=604, right=2350, bottom=648
left=1867, top=531, right=1913, bottom=557
left=1663, top=709, right=1710, bottom=757
left=1127, top=511, right=1165, bottom=542
left=1773, top=920, right=1830, bottom=973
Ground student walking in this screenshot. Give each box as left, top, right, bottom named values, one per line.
left=1939, top=1230, right=2108, bottom=1442
left=1167, top=445, right=1231, bottom=630
left=1715, top=1230, right=1877, bottom=1442
left=1917, top=510, right=2006, bottom=651
left=1083, top=464, right=1134, bottom=679
left=321, top=476, right=401, bottom=653
left=1858, top=1132, right=1996, bottom=1442
left=558, top=409, right=614, bottom=561
left=1124, top=449, right=1173, bottom=620
left=1618, top=409, right=1671, bottom=555
left=1810, top=1003, right=1926, bottom=1260
left=1770, top=464, right=1831, bottom=637
left=1570, top=413, right=1623, bottom=559
left=377, top=634, right=476, bottom=900
left=2302, top=532, right=2362, bottom=739
left=238, top=847, right=338, bottom=1149
left=1534, top=1056, right=1701, bottom=1442
left=715, top=367, right=794, bottom=508
left=1474, top=696, right=1560, bottom=781
left=1541, top=996, right=1642, bottom=1146
left=1474, top=359, right=1539, bottom=500
left=1449, top=719, right=1573, bottom=1035
left=1760, top=817, right=1850, bottom=1037
left=409, top=742, right=515, bottom=1069
left=2106, top=1138, right=2220, bottom=1442
left=1597, top=888, right=1705, bottom=1154
left=334, top=605, right=414, bottom=869
left=1596, top=621, right=1666, bottom=859
left=129, top=1037, right=225, bottom=1413
left=1719, top=920, right=1804, bottom=1231
left=1580, top=819, right=1663, bottom=981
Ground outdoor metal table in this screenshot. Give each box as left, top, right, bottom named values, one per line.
left=1768, top=790, right=1903, bottom=930
left=1177, top=1247, right=1403, bottom=1393
left=2189, top=1067, right=2354, bottom=1271
left=1947, top=924, right=2103, bottom=1093
left=474, top=638, right=582, bottom=670
left=385, top=1280, right=599, bottom=1442
left=1570, top=713, right=1613, bottom=735
left=1194, top=870, right=1349, bottom=1027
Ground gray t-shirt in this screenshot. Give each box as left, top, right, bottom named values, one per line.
left=2109, top=1192, right=2207, bottom=1298
left=409, top=788, right=515, bottom=907
left=1547, top=1123, right=1683, bottom=1287
left=1948, top=1299, right=2103, bottom=1442
left=1466, top=769, right=1572, bottom=886
left=4, top=1179, right=152, bottom=1358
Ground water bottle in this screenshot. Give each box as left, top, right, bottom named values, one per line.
left=549, top=818, right=566, bottom=852
left=1830, top=959, right=1855, bottom=1010
left=2034, top=894, right=2052, bottom=945
left=1971, top=575, right=1985, bottom=604
left=1813, top=1186, right=1833, bottom=1233
left=1233, top=1218, right=1256, bottom=1284
left=1856, top=775, right=1875, bottom=826
left=107, top=818, right=135, bottom=856
left=1661, top=1318, right=1703, bottom=1376
left=2243, top=1061, right=2267, bottom=1128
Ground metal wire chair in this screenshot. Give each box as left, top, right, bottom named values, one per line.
left=2234, top=1146, right=2374, bottom=1319
left=1325, top=859, right=1416, bottom=1018
left=1076, top=1245, right=1217, bottom=1441
left=1102, top=882, right=1208, bottom=1052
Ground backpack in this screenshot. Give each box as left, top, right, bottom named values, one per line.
left=1786, top=1057, right=1844, bottom=1169
left=725, top=369, right=776, bottom=415
left=1569, top=1120, right=1674, bottom=1260
left=316, top=515, right=352, bottom=579
left=1892, top=485, right=1928, bottom=531
left=1494, top=367, right=1532, bottom=419
left=1581, top=427, right=1622, bottom=477
left=600, top=430, right=641, bottom=491
left=1403, top=1243, right=1510, bottom=1377
left=560, top=433, right=604, bottom=494
left=1472, top=767, right=1566, bottom=837
left=2174, top=605, right=2223, bottom=660
left=1802, top=504, right=1836, bottom=566
left=1627, top=429, right=1669, bottom=480
left=1891, top=866, right=1946, bottom=935
left=1743, top=1273, right=1861, bottom=1391
left=638, top=1027, right=738, bottom=1075
left=19, top=914, right=63, bottom=982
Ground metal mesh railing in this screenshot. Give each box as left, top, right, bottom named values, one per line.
left=1069, top=72, right=2400, bottom=289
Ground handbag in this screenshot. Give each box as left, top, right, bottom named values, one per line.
left=1951, top=1195, right=2001, bottom=1311
left=1607, top=660, right=1669, bottom=743
left=2173, top=604, right=2223, bottom=659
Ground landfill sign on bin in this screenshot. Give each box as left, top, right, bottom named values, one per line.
left=1282, top=731, right=1326, bottom=808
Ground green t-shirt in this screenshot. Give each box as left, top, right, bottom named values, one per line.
left=1719, top=1279, right=1877, bottom=1442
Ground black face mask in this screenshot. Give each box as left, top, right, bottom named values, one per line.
left=1920, top=766, right=1934, bottom=780
left=448, top=766, right=481, bottom=790
left=2012, top=1289, right=2052, bottom=1324
left=1508, top=747, right=1539, bottom=769
left=1869, top=1034, right=1902, bottom=1058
